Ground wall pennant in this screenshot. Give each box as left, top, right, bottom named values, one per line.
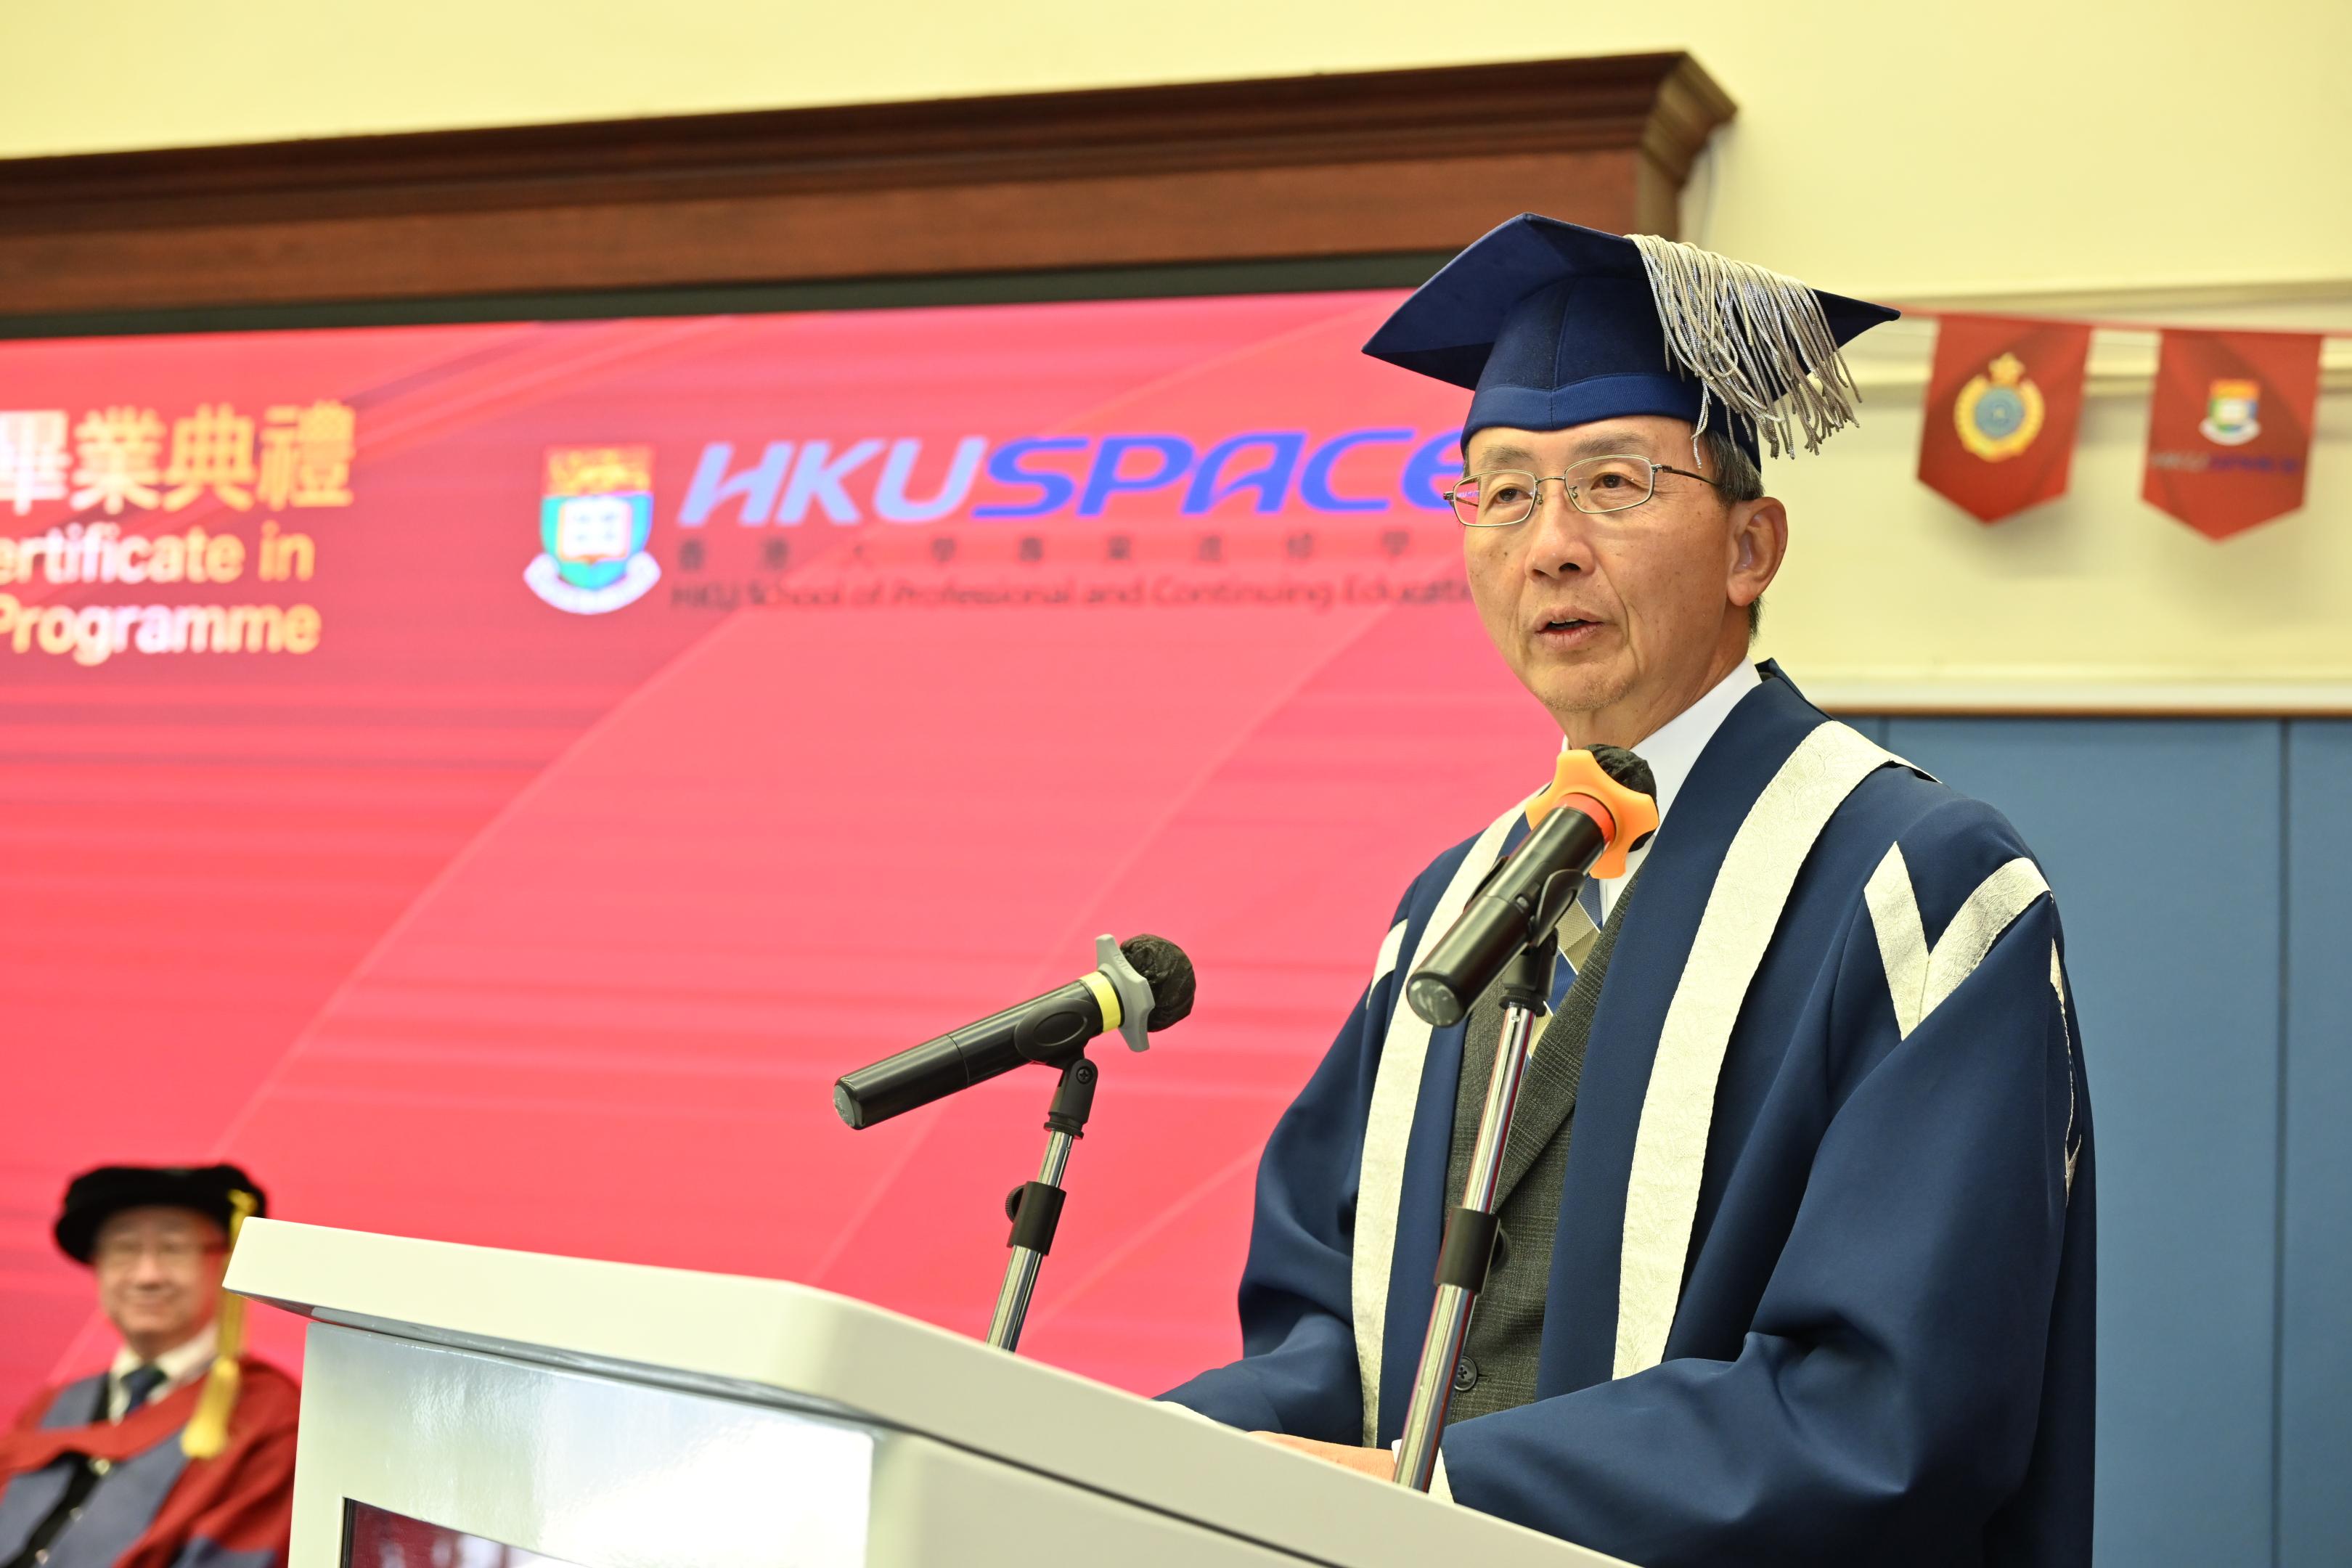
left=2142, top=329, right=2323, bottom=539
left=1917, top=315, right=2093, bottom=523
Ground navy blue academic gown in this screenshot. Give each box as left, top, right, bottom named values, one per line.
left=1164, top=667, right=2095, bottom=1567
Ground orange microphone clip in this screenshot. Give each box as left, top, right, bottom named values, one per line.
left=1525, top=749, right=1661, bottom=880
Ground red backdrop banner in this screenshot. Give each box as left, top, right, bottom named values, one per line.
left=1916, top=314, right=2093, bottom=523
left=2141, top=328, right=2324, bottom=539
left=0, top=295, right=1573, bottom=1413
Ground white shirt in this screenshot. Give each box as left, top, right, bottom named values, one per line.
left=1590, top=659, right=1763, bottom=923
left=106, top=1321, right=218, bottom=1421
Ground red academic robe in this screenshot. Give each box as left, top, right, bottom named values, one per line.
left=0, top=1360, right=298, bottom=1568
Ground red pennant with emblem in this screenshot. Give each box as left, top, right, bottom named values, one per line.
left=1916, top=315, right=2093, bottom=523
left=2142, top=329, right=2323, bottom=539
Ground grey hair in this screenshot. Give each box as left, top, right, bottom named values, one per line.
left=1694, top=425, right=1767, bottom=642
left=1699, top=424, right=1765, bottom=502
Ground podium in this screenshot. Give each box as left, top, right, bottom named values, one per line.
left=228, top=1220, right=1632, bottom=1568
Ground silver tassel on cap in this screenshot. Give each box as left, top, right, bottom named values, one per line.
left=1628, top=234, right=1865, bottom=460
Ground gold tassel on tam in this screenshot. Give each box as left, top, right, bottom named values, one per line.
left=181, top=1188, right=258, bottom=1460
left=1628, top=234, right=1867, bottom=459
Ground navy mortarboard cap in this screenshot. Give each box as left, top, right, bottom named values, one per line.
left=54, top=1162, right=267, bottom=1264
left=1365, top=214, right=1899, bottom=464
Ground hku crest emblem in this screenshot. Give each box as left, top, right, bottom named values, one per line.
left=2198, top=378, right=2262, bottom=446
left=526, top=445, right=661, bottom=613
left=1953, top=353, right=2046, bottom=462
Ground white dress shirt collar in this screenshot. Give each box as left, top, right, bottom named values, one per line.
left=1585, top=659, right=1764, bottom=919
left=107, top=1320, right=219, bottom=1421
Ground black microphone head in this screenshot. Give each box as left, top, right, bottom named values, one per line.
left=1585, top=744, right=1659, bottom=850
left=1119, top=934, right=1196, bottom=1031
left=1586, top=743, right=1656, bottom=800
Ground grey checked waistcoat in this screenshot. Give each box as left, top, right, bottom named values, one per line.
left=1440, top=877, right=1638, bottom=1422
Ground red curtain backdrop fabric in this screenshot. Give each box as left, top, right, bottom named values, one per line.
left=2141, top=328, right=2324, bottom=539
left=1916, top=315, right=2094, bottom=523
left=0, top=295, right=1573, bottom=1414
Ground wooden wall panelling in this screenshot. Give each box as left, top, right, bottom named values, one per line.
left=0, top=54, right=1734, bottom=317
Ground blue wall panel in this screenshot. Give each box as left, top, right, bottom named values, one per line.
left=2281, top=721, right=2352, bottom=1568
left=1883, top=718, right=2284, bottom=1568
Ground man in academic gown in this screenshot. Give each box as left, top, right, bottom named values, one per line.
left=0, top=1165, right=298, bottom=1568
left=1161, top=216, right=2095, bottom=1567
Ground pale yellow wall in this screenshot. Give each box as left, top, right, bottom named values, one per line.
left=6, top=0, right=2349, bottom=298
left=5, top=0, right=2348, bottom=705
left=1771, top=294, right=2352, bottom=709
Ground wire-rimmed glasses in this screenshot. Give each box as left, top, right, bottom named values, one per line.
left=1445, top=455, right=1724, bottom=527
left=93, top=1237, right=226, bottom=1270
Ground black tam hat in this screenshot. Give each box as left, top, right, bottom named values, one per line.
left=54, top=1163, right=268, bottom=1265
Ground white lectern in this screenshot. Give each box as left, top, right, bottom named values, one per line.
left=227, top=1220, right=1632, bottom=1568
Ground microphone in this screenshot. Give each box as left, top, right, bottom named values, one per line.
left=833, top=934, right=1196, bottom=1130
left=1404, top=746, right=1659, bottom=1028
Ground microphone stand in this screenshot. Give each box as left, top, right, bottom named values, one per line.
left=1392, top=926, right=1557, bottom=1490
left=985, top=1054, right=1098, bottom=1352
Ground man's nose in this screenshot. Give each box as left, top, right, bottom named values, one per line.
left=1522, top=483, right=1594, bottom=576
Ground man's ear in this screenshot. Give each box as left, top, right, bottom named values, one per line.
left=1728, top=497, right=1787, bottom=608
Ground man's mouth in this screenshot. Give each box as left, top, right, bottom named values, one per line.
left=1533, top=614, right=1604, bottom=642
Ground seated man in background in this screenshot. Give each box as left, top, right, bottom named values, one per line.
left=0, top=1164, right=298, bottom=1568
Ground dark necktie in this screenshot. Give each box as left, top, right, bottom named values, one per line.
left=1548, top=877, right=1607, bottom=1009
left=118, top=1364, right=166, bottom=1418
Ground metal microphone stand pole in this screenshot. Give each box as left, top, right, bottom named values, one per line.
left=1392, top=928, right=1556, bottom=1490
left=985, top=1053, right=1098, bottom=1352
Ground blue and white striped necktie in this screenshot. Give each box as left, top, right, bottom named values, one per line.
left=1548, top=877, right=1607, bottom=1010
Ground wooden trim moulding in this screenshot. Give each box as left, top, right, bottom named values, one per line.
left=0, top=54, right=1734, bottom=317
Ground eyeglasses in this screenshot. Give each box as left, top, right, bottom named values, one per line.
left=94, top=1238, right=224, bottom=1269
left=1445, top=455, right=1726, bottom=527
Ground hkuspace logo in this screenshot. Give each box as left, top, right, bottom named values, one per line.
left=526, top=445, right=661, bottom=613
